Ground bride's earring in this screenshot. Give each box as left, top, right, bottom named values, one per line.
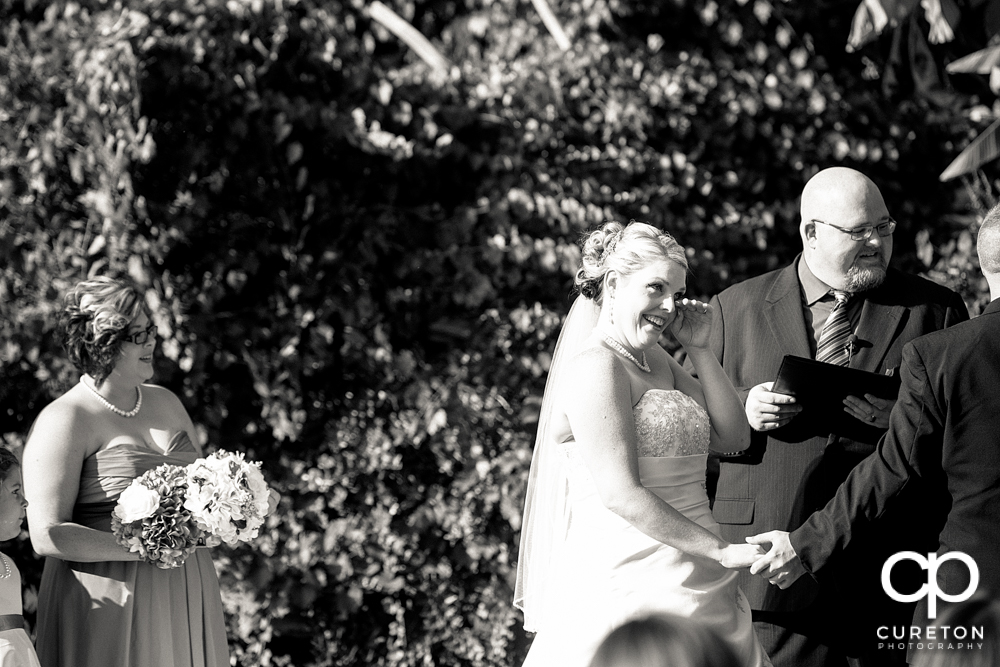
left=608, top=290, right=614, bottom=325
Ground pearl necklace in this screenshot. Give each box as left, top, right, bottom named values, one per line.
left=602, top=334, right=651, bottom=373
left=80, top=377, right=142, bottom=418
left=0, top=554, right=10, bottom=579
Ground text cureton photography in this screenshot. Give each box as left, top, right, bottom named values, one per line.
left=875, top=550, right=996, bottom=659
left=877, top=623, right=985, bottom=652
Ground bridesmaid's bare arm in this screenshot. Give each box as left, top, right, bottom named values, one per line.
left=23, top=398, right=141, bottom=563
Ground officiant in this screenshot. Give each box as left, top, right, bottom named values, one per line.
left=700, top=168, right=969, bottom=667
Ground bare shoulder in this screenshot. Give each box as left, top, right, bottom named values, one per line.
left=568, top=345, right=626, bottom=384
left=29, top=387, right=91, bottom=435
left=652, top=346, right=706, bottom=399
left=24, top=386, right=96, bottom=456
left=141, top=384, right=186, bottom=414
left=666, top=349, right=697, bottom=383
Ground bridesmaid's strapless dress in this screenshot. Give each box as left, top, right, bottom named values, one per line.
left=35, top=431, right=229, bottom=667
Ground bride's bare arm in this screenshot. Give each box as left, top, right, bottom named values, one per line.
left=668, top=299, right=750, bottom=454
left=564, top=348, right=759, bottom=568
left=671, top=350, right=750, bottom=454
left=23, top=402, right=142, bottom=562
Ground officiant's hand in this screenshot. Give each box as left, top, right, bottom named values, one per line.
left=745, top=382, right=802, bottom=431
left=843, top=393, right=894, bottom=429
left=746, top=531, right=807, bottom=589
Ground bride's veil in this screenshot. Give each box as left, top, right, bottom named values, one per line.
left=514, top=294, right=600, bottom=633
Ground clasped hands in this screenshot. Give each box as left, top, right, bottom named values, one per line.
left=731, top=530, right=807, bottom=590
left=717, top=532, right=806, bottom=589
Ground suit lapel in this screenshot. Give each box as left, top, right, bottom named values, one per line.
left=852, top=282, right=905, bottom=372
left=764, top=261, right=812, bottom=360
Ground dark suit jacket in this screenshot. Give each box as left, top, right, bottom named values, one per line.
left=791, top=299, right=1000, bottom=622
left=708, top=257, right=969, bottom=616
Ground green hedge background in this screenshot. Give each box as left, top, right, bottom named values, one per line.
left=1, top=0, right=997, bottom=665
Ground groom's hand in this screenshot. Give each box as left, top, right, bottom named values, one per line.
left=745, top=530, right=807, bottom=589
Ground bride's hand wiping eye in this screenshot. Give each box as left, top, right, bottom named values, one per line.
left=669, top=298, right=713, bottom=350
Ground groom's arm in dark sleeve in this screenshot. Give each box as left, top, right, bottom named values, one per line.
left=789, top=341, right=946, bottom=575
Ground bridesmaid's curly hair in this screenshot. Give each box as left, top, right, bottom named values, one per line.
left=575, top=221, right=688, bottom=303
left=60, top=276, right=146, bottom=385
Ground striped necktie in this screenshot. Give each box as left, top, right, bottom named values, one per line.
left=815, top=290, right=852, bottom=366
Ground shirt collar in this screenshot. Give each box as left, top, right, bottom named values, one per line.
left=797, top=255, right=841, bottom=306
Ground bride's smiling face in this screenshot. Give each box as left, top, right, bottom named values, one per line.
left=607, top=258, right=687, bottom=352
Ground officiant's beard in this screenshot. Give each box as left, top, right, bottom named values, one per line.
left=846, top=264, right=887, bottom=292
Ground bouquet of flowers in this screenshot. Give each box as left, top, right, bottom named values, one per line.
left=110, top=464, right=206, bottom=569
left=183, top=450, right=271, bottom=546
left=111, top=450, right=272, bottom=568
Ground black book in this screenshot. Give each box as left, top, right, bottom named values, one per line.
left=772, top=354, right=901, bottom=444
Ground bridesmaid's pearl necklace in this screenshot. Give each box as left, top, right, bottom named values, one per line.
left=0, top=554, right=9, bottom=579
left=80, top=376, right=142, bottom=418
left=602, top=334, right=651, bottom=373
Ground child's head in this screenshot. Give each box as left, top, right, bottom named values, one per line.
left=0, top=448, right=26, bottom=542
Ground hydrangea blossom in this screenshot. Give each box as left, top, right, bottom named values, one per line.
left=110, top=465, right=204, bottom=569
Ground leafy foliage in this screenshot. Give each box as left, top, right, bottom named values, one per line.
left=0, top=0, right=994, bottom=665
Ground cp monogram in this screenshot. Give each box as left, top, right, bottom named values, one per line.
left=881, top=551, right=979, bottom=619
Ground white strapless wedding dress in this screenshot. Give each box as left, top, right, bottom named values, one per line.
left=522, top=389, right=770, bottom=667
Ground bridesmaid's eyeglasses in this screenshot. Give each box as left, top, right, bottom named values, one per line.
left=121, top=323, right=157, bottom=345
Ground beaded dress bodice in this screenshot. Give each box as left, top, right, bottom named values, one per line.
left=633, top=389, right=710, bottom=458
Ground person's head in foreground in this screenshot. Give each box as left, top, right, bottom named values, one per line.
left=588, top=612, right=740, bottom=667
left=912, top=596, right=1000, bottom=667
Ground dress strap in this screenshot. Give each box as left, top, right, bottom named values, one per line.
left=0, top=614, right=24, bottom=631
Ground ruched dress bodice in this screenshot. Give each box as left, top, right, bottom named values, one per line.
left=36, top=431, right=230, bottom=667
left=73, top=431, right=204, bottom=530
left=522, top=390, right=769, bottom=667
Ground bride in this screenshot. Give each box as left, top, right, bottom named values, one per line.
left=515, top=221, right=771, bottom=667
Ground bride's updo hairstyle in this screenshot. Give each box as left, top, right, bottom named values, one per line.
left=576, top=221, right=688, bottom=304
left=61, top=276, right=146, bottom=385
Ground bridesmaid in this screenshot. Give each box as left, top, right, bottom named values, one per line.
left=23, top=276, right=230, bottom=667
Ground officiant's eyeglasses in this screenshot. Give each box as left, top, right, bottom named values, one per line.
left=811, top=218, right=896, bottom=241
left=121, top=323, right=157, bottom=345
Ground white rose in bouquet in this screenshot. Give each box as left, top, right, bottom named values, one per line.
left=113, top=482, right=161, bottom=523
